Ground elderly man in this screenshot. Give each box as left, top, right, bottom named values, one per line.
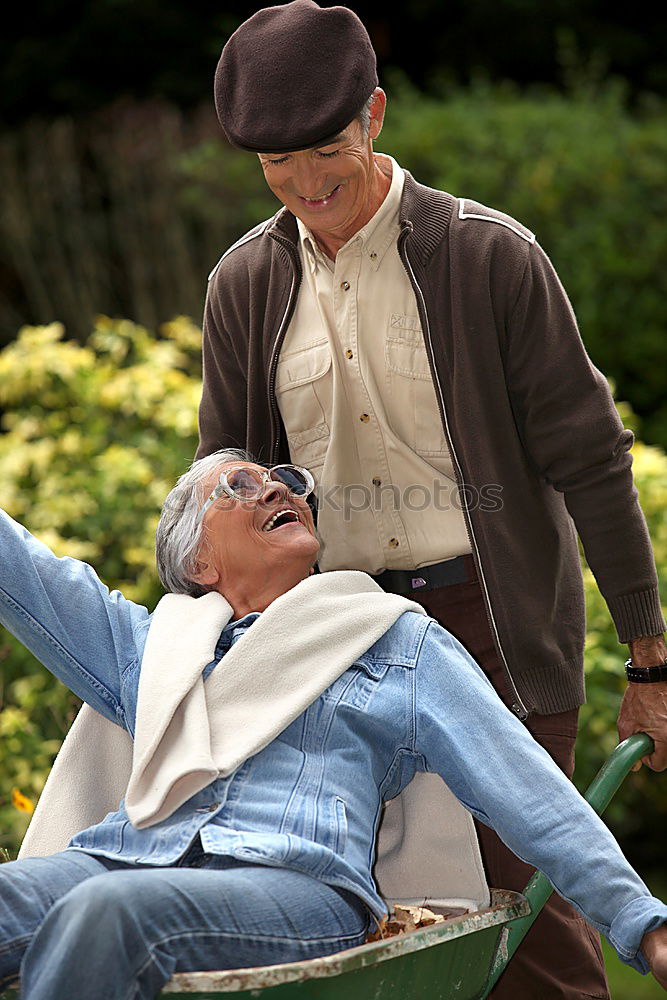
left=196, top=3, right=667, bottom=996
left=0, top=452, right=666, bottom=1000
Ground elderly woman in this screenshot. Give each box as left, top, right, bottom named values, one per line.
left=0, top=449, right=666, bottom=1000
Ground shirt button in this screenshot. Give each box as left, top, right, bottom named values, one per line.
left=360, top=413, right=370, bottom=422
left=345, top=349, right=354, bottom=359
left=388, top=538, right=400, bottom=548
left=372, top=477, right=382, bottom=486
left=341, top=280, right=351, bottom=291
left=370, top=252, right=378, bottom=261
left=208, top=802, right=220, bottom=812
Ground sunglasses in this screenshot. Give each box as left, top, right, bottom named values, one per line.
left=197, top=464, right=315, bottom=523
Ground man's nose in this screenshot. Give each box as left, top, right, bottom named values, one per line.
left=293, top=159, right=328, bottom=198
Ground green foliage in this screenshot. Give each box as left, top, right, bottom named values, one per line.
left=0, top=104, right=277, bottom=348
left=0, top=317, right=201, bottom=852
left=378, top=75, right=667, bottom=449
left=577, top=433, right=667, bottom=871
left=3, top=80, right=667, bottom=456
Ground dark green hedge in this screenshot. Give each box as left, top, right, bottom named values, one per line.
left=378, top=75, right=667, bottom=449
left=1, top=78, right=665, bottom=449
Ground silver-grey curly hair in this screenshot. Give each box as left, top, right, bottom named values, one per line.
left=155, top=448, right=252, bottom=597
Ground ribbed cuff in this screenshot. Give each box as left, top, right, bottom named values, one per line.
left=608, top=588, right=667, bottom=644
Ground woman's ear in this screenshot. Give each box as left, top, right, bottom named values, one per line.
left=189, top=540, right=221, bottom=588
left=190, top=559, right=220, bottom=588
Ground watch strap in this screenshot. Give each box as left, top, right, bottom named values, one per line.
left=624, top=659, right=667, bottom=683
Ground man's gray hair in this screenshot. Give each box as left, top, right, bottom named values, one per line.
left=357, top=93, right=374, bottom=136
left=155, top=448, right=252, bottom=597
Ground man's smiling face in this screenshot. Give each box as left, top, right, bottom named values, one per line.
left=191, top=461, right=320, bottom=615
left=257, top=89, right=388, bottom=258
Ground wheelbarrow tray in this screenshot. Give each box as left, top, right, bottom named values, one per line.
left=0, top=890, right=526, bottom=1000
left=158, top=890, right=529, bottom=1000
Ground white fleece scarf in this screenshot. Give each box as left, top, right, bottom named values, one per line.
left=125, top=571, right=426, bottom=828
left=20, top=570, right=490, bottom=911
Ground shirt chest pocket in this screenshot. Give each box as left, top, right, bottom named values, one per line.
left=322, top=658, right=390, bottom=712
left=276, top=339, right=332, bottom=471
left=385, top=317, right=448, bottom=457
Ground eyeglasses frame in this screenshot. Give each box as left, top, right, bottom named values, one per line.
left=196, top=464, right=315, bottom=524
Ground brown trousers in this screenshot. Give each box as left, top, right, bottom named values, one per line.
left=415, top=559, right=610, bottom=999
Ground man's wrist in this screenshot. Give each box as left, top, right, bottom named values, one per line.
left=627, top=634, right=667, bottom=668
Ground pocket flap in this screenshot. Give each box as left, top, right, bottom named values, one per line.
left=277, top=340, right=332, bottom=391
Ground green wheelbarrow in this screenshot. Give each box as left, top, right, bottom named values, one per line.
left=160, top=732, right=653, bottom=999
left=0, top=732, right=653, bottom=1000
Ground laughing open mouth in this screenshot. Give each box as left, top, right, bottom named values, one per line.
left=262, top=508, right=300, bottom=531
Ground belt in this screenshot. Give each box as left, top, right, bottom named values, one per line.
left=371, top=555, right=472, bottom=596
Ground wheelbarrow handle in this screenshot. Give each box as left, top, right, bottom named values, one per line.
left=483, top=732, right=654, bottom=996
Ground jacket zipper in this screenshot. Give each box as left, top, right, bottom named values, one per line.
left=398, top=224, right=529, bottom=720
left=266, top=233, right=303, bottom=464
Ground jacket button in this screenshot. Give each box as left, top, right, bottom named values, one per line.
left=388, top=538, right=400, bottom=548
left=372, top=477, right=381, bottom=486
left=360, top=413, right=370, bottom=422
left=341, top=280, right=351, bottom=291
left=345, top=349, right=354, bottom=359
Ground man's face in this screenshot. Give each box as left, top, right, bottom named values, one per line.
left=257, top=89, right=386, bottom=253
left=192, top=461, right=320, bottom=606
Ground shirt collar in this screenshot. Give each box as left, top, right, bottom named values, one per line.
left=226, top=611, right=262, bottom=633
left=214, top=610, right=261, bottom=659
left=296, top=154, right=404, bottom=274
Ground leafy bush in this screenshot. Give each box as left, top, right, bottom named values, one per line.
left=0, top=317, right=201, bottom=851
left=378, top=75, right=667, bottom=448
left=2, top=80, right=666, bottom=452
left=0, top=320, right=664, bottom=871
left=577, top=430, right=667, bottom=871
left=0, top=103, right=276, bottom=347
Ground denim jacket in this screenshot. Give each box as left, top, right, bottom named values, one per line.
left=0, top=510, right=665, bottom=973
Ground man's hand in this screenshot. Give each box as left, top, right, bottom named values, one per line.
left=642, top=924, right=667, bottom=991
left=617, top=634, right=667, bottom=771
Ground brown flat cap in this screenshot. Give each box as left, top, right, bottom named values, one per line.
left=214, top=0, right=378, bottom=153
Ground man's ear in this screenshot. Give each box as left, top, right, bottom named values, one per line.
left=368, top=87, right=387, bottom=141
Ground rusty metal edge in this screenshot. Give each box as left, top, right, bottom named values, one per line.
left=160, top=889, right=529, bottom=994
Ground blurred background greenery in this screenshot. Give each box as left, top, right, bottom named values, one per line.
left=1, top=4, right=666, bottom=995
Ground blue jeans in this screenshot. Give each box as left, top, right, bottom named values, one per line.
left=0, top=844, right=370, bottom=1000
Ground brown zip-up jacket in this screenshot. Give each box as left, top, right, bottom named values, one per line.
left=197, top=169, right=665, bottom=718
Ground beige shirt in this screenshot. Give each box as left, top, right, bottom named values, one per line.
left=276, top=154, right=471, bottom=574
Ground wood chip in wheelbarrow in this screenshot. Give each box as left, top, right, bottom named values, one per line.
left=365, top=904, right=456, bottom=942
